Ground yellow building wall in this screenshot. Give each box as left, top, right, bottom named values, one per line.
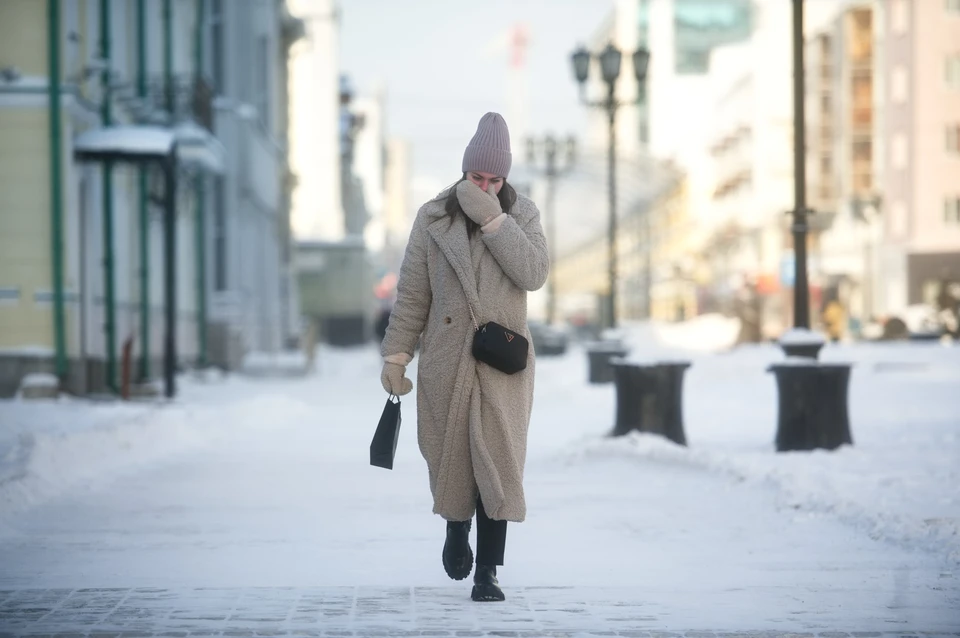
left=0, top=109, right=55, bottom=350
left=0, top=1, right=47, bottom=77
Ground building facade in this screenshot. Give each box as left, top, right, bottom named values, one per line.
left=701, top=1, right=802, bottom=339
left=0, top=0, right=300, bottom=398
left=810, top=0, right=960, bottom=333
left=875, top=0, right=960, bottom=316
left=806, top=3, right=881, bottom=334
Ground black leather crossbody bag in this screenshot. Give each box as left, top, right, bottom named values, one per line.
left=469, top=306, right=528, bottom=375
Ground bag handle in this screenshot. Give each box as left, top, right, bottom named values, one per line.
left=467, top=301, right=481, bottom=331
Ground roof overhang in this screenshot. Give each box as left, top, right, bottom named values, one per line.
left=74, top=125, right=176, bottom=164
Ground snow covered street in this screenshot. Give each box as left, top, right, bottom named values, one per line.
left=1, top=327, right=959, bottom=635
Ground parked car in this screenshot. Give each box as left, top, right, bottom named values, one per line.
left=528, top=321, right=569, bottom=356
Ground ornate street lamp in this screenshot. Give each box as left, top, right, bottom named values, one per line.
left=570, top=42, right=650, bottom=329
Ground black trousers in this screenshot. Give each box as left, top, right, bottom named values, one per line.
left=475, top=496, right=507, bottom=566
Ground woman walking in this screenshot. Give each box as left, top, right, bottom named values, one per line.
left=379, top=112, right=549, bottom=602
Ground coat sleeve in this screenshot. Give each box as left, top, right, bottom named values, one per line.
left=480, top=200, right=550, bottom=292
left=381, top=212, right=432, bottom=358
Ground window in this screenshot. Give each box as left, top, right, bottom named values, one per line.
left=848, top=9, right=873, bottom=63
left=947, top=55, right=960, bottom=89
left=947, top=125, right=960, bottom=153
left=893, top=0, right=909, bottom=33
left=945, top=197, right=960, bottom=224
left=892, top=133, right=908, bottom=168
left=892, top=65, right=909, bottom=102
left=852, top=73, right=872, bottom=127
left=820, top=93, right=831, bottom=114
left=853, top=139, right=871, bottom=161
left=890, top=200, right=908, bottom=236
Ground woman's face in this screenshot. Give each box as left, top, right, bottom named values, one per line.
left=466, top=170, right=504, bottom=195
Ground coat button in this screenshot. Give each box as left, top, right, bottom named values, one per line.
left=444, top=316, right=452, bottom=324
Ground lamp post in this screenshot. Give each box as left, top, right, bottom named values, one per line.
left=526, top=134, right=576, bottom=325
left=570, top=42, right=649, bottom=329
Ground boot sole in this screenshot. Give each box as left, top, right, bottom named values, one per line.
left=442, top=520, right=473, bottom=581
left=471, top=583, right=505, bottom=602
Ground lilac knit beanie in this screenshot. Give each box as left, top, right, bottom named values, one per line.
left=461, top=112, right=512, bottom=179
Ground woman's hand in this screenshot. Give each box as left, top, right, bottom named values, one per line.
left=381, top=362, right=413, bottom=396
left=456, top=180, right=502, bottom=226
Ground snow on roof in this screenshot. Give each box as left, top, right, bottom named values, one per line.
left=74, top=125, right=176, bottom=160
left=175, top=121, right=226, bottom=174
left=779, top=328, right=828, bottom=346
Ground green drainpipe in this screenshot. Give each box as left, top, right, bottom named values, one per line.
left=194, top=0, right=207, bottom=368
left=137, top=0, right=150, bottom=381
left=100, top=0, right=117, bottom=393
left=47, top=0, right=67, bottom=380
left=164, top=0, right=173, bottom=115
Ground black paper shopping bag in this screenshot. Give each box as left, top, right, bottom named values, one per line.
left=370, top=394, right=401, bottom=469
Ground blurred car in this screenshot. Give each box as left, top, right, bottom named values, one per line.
left=528, top=320, right=569, bottom=356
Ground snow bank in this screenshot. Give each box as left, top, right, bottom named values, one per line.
left=0, top=345, right=55, bottom=358
left=599, top=314, right=742, bottom=363
left=240, top=350, right=310, bottom=377
left=0, top=375, right=321, bottom=518
left=554, top=340, right=960, bottom=565
left=566, top=434, right=959, bottom=565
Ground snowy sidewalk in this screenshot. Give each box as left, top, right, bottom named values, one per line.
left=2, top=586, right=959, bottom=636
left=1, top=339, right=959, bottom=634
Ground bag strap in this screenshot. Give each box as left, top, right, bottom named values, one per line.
left=467, top=303, right=480, bottom=331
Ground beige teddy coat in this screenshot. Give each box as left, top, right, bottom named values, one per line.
left=380, top=187, right=549, bottom=523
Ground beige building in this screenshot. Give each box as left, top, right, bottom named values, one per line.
left=806, top=3, right=881, bottom=332
left=812, top=0, right=960, bottom=331
left=874, top=0, right=960, bottom=315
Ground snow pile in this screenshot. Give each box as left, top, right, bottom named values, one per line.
left=651, top=313, right=741, bottom=352
left=604, top=314, right=742, bottom=361
left=779, top=327, right=827, bottom=346
left=0, top=375, right=321, bottom=517
left=568, top=432, right=960, bottom=565
left=553, top=339, right=960, bottom=565
left=240, top=349, right=310, bottom=377
left=0, top=345, right=55, bottom=358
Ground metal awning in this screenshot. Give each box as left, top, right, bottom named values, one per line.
left=74, top=123, right=225, bottom=174
left=74, top=125, right=176, bottom=163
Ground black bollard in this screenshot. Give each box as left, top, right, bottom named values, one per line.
left=654, top=362, right=690, bottom=446
left=767, top=362, right=853, bottom=452
left=612, top=361, right=689, bottom=446
left=586, top=342, right=629, bottom=384
left=612, top=362, right=644, bottom=435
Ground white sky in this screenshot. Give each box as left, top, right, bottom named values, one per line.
left=339, top=0, right=617, bottom=204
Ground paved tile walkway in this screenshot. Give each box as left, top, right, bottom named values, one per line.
left=1, top=587, right=958, bottom=637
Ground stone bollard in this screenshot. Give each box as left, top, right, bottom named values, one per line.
left=611, top=360, right=690, bottom=445
left=767, top=362, right=853, bottom=452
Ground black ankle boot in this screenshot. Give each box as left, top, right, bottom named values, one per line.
left=471, top=564, right=505, bottom=602
left=442, top=520, right=473, bottom=581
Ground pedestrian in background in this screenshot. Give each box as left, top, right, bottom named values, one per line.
left=379, top=112, right=549, bottom=602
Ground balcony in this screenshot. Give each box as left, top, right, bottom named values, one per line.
left=120, top=74, right=216, bottom=130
